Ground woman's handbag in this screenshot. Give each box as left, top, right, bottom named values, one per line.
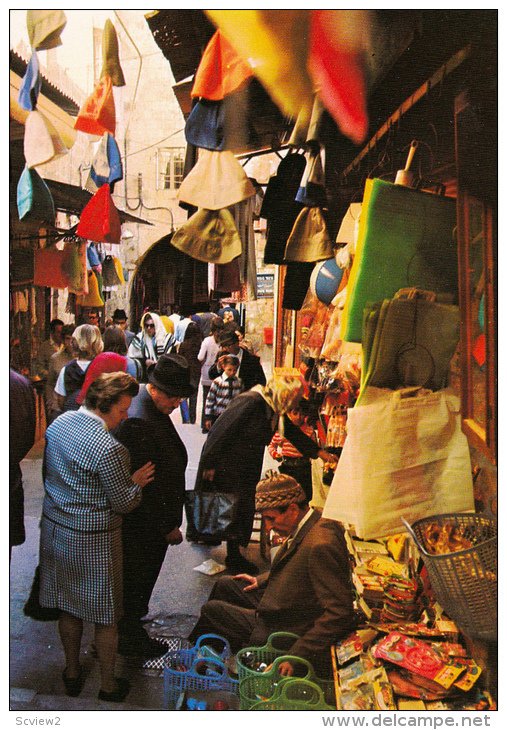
left=185, top=489, right=240, bottom=541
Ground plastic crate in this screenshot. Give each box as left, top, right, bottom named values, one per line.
left=249, top=678, right=335, bottom=711
left=239, top=654, right=314, bottom=710
left=163, top=654, right=239, bottom=710
left=175, top=688, right=240, bottom=711
left=163, top=633, right=231, bottom=672
left=403, top=513, right=497, bottom=642
left=236, top=632, right=300, bottom=681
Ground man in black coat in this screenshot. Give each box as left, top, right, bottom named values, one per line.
left=208, top=329, right=266, bottom=391
left=115, top=355, right=195, bottom=657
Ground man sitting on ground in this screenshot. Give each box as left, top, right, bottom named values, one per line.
left=188, top=472, right=355, bottom=677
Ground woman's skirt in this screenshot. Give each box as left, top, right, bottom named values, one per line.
left=39, top=517, right=123, bottom=625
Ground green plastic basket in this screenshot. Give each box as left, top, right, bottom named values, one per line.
left=249, top=678, right=336, bottom=711
left=236, top=632, right=300, bottom=681
left=239, top=655, right=314, bottom=710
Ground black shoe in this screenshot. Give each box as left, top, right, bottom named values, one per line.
left=224, top=556, right=259, bottom=575
left=98, top=677, right=130, bottom=703
left=62, top=667, right=85, bottom=697
left=118, top=633, right=167, bottom=658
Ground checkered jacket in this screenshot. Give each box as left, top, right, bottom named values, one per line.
left=204, top=373, right=242, bottom=419
left=42, top=409, right=142, bottom=533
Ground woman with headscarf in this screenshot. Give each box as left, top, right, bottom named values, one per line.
left=75, top=351, right=129, bottom=407
left=54, top=324, right=103, bottom=412
left=127, top=311, right=175, bottom=381
left=193, top=376, right=339, bottom=573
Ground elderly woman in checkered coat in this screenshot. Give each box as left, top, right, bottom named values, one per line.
left=38, top=372, right=155, bottom=703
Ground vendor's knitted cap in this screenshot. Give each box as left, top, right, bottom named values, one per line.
left=255, top=471, right=307, bottom=511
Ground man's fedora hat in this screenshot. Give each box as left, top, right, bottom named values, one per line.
left=148, top=354, right=195, bottom=398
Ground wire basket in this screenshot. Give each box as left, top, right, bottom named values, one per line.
left=402, top=513, right=497, bottom=642
left=249, top=678, right=335, bottom=711
left=236, top=632, right=300, bottom=681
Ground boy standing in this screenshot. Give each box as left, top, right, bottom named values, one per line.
left=204, top=355, right=242, bottom=431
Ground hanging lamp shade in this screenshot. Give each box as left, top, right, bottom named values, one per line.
left=26, top=10, right=67, bottom=51
left=171, top=208, right=242, bottom=264
left=308, top=10, right=369, bottom=145
left=24, top=110, right=68, bottom=168
left=100, top=19, right=126, bottom=87
left=191, top=29, right=254, bottom=100
left=17, top=166, right=55, bottom=224
left=75, top=75, right=116, bottom=137
left=18, top=51, right=42, bottom=111
left=76, top=184, right=121, bottom=243
left=178, top=149, right=255, bottom=210
left=206, top=10, right=314, bottom=125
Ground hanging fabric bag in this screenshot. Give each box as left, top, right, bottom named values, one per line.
left=322, top=387, right=475, bottom=540
left=26, top=10, right=67, bottom=51
left=76, top=184, right=121, bottom=243
left=100, top=19, right=125, bottom=87
left=18, top=51, right=42, bottom=111
left=284, top=206, right=334, bottom=262
left=171, top=208, right=242, bottom=264
left=74, top=75, right=116, bottom=137
left=24, top=110, right=68, bottom=168
left=17, top=166, right=55, bottom=224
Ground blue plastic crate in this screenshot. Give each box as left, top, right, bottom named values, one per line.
left=163, top=654, right=239, bottom=710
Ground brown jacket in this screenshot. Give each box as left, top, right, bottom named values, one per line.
left=252, top=511, right=355, bottom=665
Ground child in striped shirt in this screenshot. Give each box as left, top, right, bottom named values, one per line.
left=204, top=355, right=242, bottom=431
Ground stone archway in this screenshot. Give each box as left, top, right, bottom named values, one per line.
left=128, top=233, right=210, bottom=331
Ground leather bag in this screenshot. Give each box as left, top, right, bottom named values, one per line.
left=185, top=489, right=240, bottom=541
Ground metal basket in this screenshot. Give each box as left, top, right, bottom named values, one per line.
left=236, top=632, right=300, bottom=681
left=402, top=513, right=497, bottom=642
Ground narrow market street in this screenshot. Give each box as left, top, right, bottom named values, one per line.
left=9, top=8, right=498, bottom=719
left=9, top=386, right=275, bottom=712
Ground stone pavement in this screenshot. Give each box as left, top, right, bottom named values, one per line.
left=9, top=398, right=276, bottom=713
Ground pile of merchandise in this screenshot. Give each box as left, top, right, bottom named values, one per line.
left=330, top=528, right=496, bottom=711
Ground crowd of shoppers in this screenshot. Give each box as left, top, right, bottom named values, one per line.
left=11, top=302, right=352, bottom=704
